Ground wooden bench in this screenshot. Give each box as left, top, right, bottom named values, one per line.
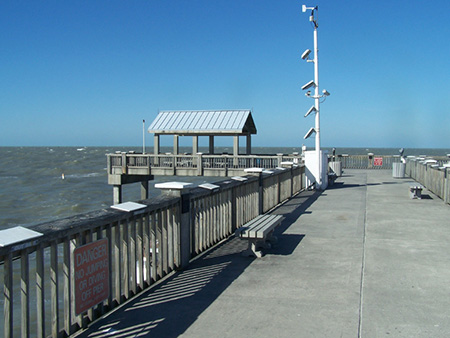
left=235, top=214, right=284, bottom=258
left=409, top=183, right=424, bottom=199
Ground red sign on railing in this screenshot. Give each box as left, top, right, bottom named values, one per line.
left=373, top=157, right=383, bottom=166
left=74, top=239, right=109, bottom=315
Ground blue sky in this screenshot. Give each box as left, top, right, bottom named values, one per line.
left=1, top=0, right=449, bottom=148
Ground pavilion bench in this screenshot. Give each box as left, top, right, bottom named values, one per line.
left=409, top=183, right=424, bottom=199
left=235, top=214, right=284, bottom=258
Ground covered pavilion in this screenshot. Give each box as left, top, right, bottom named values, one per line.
left=148, top=110, right=257, bottom=156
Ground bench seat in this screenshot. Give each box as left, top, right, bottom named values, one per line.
left=235, top=214, right=284, bottom=257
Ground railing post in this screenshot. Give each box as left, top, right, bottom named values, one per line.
left=113, top=186, right=122, bottom=205
left=445, top=168, right=449, bottom=204
left=280, top=162, right=294, bottom=197
left=107, top=154, right=112, bottom=175
left=121, top=152, right=127, bottom=174
left=244, top=168, right=264, bottom=215
left=155, top=182, right=193, bottom=269
left=277, top=153, right=283, bottom=167
left=197, top=153, right=203, bottom=176
left=141, top=181, right=149, bottom=200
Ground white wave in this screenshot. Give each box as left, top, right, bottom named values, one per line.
left=62, top=172, right=103, bottom=179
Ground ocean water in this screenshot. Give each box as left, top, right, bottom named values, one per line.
left=1, top=146, right=449, bottom=230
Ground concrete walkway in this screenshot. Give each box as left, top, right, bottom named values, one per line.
left=76, top=170, right=450, bottom=338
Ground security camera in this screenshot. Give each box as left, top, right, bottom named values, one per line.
left=304, top=127, right=316, bottom=139
left=302, top=5, right=316, bottom=13
left=301, top=49, right=311, bottom=60
left=322, top=89, right=330, bottom=96
left=304, top=106, right=316, bottom=117
left=301, top=80, right=316, bottom=90
left=305, top=91, right=311, bottom=97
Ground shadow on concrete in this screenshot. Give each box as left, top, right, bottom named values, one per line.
left=273, top=190, right=322, bottom=229
left=329, top=180, right=407, bottom=190
left=77, top=189, right=320, bottom=338
left=267, top=234, right=305, bottom=256
left=78, top=237, right=253, bottom=338
left=327, top=182, right=364, bottom=190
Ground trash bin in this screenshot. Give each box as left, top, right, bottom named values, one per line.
left=392, top=163, right=405, bottom=178
left=329, top=161, right=342, bottom=177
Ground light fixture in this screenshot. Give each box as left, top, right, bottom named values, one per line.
left=301, top=49, right=311, bottom=60
left=301, top=80, right=316, bottom=90
left=304, top=106, right=316, bottom=117
left=304, top=127, right=316, bottom=139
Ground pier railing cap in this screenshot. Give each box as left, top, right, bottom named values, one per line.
left=244, top=168, right=264, bottom=173
left=280, top=161, right=294, bottom=169
left=111, top=201, right=147, bottom=213
left=0, top=226, right=43, bottom=247
left=155, top=182, right=193, bottom=190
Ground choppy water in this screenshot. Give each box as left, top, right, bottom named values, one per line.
left=1, top=146, right=449, bottom=230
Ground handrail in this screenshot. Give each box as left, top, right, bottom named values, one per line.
left=405, top=158, right=450, bottom=204
left=0, top=164, right=305, bottom=337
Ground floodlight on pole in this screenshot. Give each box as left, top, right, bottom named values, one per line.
left=304, top=127, right=316, bottom=139
left=301, top=4, right=330, bottom=190
left=301, top=80, right=316, bottom=90
left=301, top=49, right=312, bottom=60
left=304, top=106, right=316, bottom=117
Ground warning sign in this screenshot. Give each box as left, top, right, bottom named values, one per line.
left=373, top=157, right=383, bottom=166
left=74, top=239, right=109, bottom=315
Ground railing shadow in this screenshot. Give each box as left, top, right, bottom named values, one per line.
left=263, top=189, right=322, bottom=256
left=77, top=236, right=254, bottom=338
left=77, top=189, right=320, bottom=338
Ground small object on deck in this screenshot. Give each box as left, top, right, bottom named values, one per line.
left=409, top=183, right=424, bottom=199
left=235, top=214, right=284, bottom=258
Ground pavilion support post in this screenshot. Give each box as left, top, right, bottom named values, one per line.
left=233, top=135, right=239, bottom=167
left=154, top=135, right=160, bottom=155
left=173, top=135, right=179, bottom=155
left=233, top=135, right=239, bottom=156
left=193, top=136, right=198, bottom=155
left=246, top=134, right=251, bottom=155
left=209, top=136, right=214, bottom=154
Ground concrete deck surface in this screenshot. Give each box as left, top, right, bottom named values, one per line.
left=76, top=169, right=450, bottom=338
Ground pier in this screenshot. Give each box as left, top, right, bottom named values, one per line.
left=1, top=157, right=449, bottom=337
left=78, top=168, right=450, bottom=337
left=106, top=152, right=407, bottom=204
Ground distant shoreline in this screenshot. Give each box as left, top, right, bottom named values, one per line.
left=1, top=146, right=449, bottom=157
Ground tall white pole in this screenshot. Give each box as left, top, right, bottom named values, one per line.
left=143, top=119, right=146, bottom=154
left=313, top=25, right=321, bottom=188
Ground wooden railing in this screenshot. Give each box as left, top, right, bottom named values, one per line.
left=406, top=158, right=450, bottom=204
left=335, top=155, right=401, bottom=169
left=0, top=165, right=305, bottom=337
left=107, top=153, right=301, bottom=177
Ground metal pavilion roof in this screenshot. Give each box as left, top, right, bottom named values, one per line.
left=148, top=110, right=257, bottom=135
